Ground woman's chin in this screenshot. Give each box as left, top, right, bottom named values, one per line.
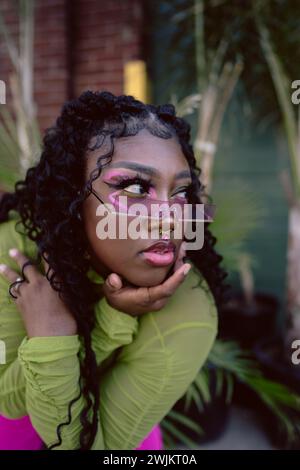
left=122, top=265, right=173, bottom=288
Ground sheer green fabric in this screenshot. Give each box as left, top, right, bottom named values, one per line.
left=0, top=212, right=218, bottom=449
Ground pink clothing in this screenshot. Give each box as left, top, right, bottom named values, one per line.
left=0, top=415, right=43, bottom=450
left=135, top=423, right=163, bottom=450
left=0, top=414, right=163, bottom=450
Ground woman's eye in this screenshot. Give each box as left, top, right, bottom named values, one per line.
left=172, top=189, right=189, bottom=201
left=123, top=183, right=146, bottom=196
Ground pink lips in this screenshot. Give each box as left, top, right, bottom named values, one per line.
left=140, top=241, right=176, bottom=267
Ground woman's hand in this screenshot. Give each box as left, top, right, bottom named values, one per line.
left=102, top=242, right=191, bottom=317
left=173, top=240, right=189, bottom=273
left=0, top=248, right=77, bottom=338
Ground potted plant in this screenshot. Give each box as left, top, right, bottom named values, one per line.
left=161, top=339, right=300, bottom=449
left=219, top=253, right=279, bottom=348
left=243, top=4, right=300, bottom=448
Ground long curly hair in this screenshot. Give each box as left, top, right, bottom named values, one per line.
left=0, top=90, right=230, bottom=450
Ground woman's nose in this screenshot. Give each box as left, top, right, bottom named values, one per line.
left=147, top=204, right=176, bottom=237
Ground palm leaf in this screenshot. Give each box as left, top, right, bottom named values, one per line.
left=160, top=418, right=202, bottom=449
left=0, top=0, right=41, bottom=191
left=164, top=338, right=300, bottom=448
left=254, top=4, right=300, bottom=198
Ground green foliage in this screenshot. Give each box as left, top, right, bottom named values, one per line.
left=209, top=179, right=265, bottom=273
left=0, top=105, right=41, bottom=191
left=162, top=339, right=300, bottom=448
left=145, top=0, right=300, bottom=127
left=0, top=0, right=41, bottom=191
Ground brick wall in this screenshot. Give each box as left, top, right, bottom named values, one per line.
left=72, top=0, right=143, bottom=98
left=0, top=0, right=144, bottom=132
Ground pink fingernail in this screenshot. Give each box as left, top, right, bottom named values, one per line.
left=183, top=264, right=191, bottom=276
left=108, top=275, right=118, bottom=288
left=0, top=264, right=6, bottom=272
left=9, top=248, right=18, bottom=257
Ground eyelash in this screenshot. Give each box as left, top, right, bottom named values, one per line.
left=105, top=173, right=193, bottom=199
left=104, top=173, right=153, bottom=194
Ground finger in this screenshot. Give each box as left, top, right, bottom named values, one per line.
left=104, top=273, right=123, bottom=293
left=173, top=241, right=187, bottom=272
left=0, top=263, right=22, bottom=283
left=8, top=248, right=37, bottom=280
left=147, top=262, right=192, bottom=302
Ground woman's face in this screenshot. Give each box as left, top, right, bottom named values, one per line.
left=82, top=128, right=192, bottom=287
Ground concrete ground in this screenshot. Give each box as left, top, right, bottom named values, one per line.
left=177, top=404, right=277, bottom=450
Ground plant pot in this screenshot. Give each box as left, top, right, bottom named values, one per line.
left=218, top=292, right=279, bottom=348
left=254, top=335, right=300, bottom=393
left=252, top=335, right=300, bottom=449
left=171, top=367, right=231, bottom=446
left=262, top=405, right=300, bottom=450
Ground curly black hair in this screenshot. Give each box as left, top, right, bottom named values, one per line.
left=0, top=90, right=230, bottom=450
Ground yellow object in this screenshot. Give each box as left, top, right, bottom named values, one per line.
left=123, top=60, right=151, bottom=103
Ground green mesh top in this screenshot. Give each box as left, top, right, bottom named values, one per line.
left=0, top=211, right=218, bottom=449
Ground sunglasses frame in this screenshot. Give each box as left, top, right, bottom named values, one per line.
left=88, top=186, right=216, bottom=222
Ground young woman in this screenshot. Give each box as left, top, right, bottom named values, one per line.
left=0, top=91, right=229, bottom=450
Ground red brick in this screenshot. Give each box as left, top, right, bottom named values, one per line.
left=0, top=0, right=144, bottom=130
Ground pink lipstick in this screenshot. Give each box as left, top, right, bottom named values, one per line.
left=140, top=241, right=176, bottom=267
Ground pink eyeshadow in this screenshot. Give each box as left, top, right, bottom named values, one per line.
left=102, top=170, right=133, bottom=182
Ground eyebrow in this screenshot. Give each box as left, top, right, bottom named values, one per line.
left=107, top=161, right=191, bottom=180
